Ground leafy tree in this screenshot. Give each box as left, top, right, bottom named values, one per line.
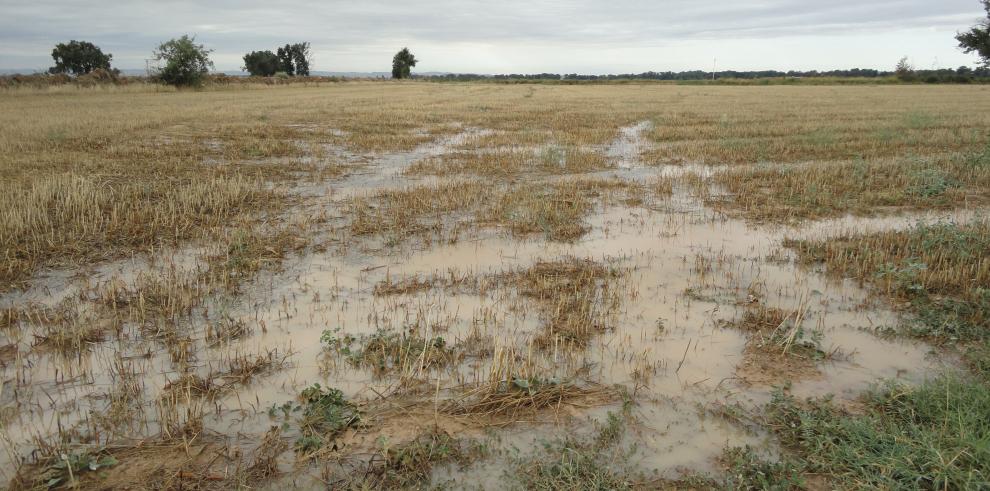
left=49, top=40, right=112, bottom=75
left=154, top=35, right=214, bottom=86
left=276, top=45, right=295, bottom=76
left=292, top=42, right=312, bottom=76
left=391, top=47, right=417, bottom=79
left=275, top=43, right=312, bottom=76
left=243, top=50, right=279, bottom=76
left=957, top=0, right=990, bottom=67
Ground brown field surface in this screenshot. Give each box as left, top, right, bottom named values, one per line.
left=1, top=82, right=989, bottom=489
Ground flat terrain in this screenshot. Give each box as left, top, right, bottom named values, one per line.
left=1, top=82, right=989, bottom=489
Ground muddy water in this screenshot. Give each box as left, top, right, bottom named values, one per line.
left=606, top=120, right=652, bottom=169
left=0, top=122, right=960, bottom=487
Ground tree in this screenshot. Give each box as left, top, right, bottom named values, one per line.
left=957, top=0, right=990, bottom=67
left=275, top=43, right=312, bottom=76
left=49, top=40, right=112, bottom=75
left=391, top=47, right=417, bottom=79
left=243, top=50, right=279, bottom=76
left=895, top=57, right=915, bottom=81
left=276, top=45, right=294, bottom=76
left=291, top=42, right=312, bottom=76
left=154, top=35, right=214, bottom=86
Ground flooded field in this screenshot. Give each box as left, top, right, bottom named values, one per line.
left=1, top=83, right=989, bottom=489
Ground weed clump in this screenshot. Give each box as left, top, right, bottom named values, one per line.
left=16, top=451, right=118, bottom=489
left=764, top=378, right=990, bottom=489
left=355, top=329, right=453, bottom=374
left=293, top=384, right=361, bottom=453
left=322, top=327, right=455, bottom=375
left=719, top=446, right=806, bottom=490
left=370, top=429, right=485, bottom=488
left=509, top=411, right=648, bottom=489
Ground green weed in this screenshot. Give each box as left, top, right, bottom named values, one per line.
left=292, top=384, right=360, bottom=452
left=721, top=446, right=805, bottom=490
left=765, top=378, right=990, bottom=489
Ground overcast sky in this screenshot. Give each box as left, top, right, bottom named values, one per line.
left=0, top=0, right=986, bottom=73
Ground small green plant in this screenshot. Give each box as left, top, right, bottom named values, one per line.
left=908, top=167, right=958, bottom=198
left=320, top=327, right=356, bottom=356
left=594, top=411, right=625, bottom=448
left=721, top=446, right=805, bottom=490
left=36, top=452, right=118, bottom=488
left=336, top=430, right=487, bottom=488
left=509, top=411, right=647, bottom=489
left=378, top=431, right=480, bottom=486
left=348, top=328, right=451, bottom=373
left=292, top=384, right=360, bottom=452
left=507, top=376, right=560, bottom=395
left=540, top=144, right=566, bottom=168
left=876, top=260, right=928, bottom=295
left=903, top=110, right=935, bottom=129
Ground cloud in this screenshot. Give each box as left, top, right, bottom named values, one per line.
left=0, top=0, right=985, bottom=72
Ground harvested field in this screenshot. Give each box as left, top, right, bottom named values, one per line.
left=1, top=82, right=989, bottom=489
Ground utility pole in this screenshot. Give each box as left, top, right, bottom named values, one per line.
left=712, top=57, right=717, bottom=80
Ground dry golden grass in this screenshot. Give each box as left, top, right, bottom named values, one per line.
left=440, top=344, right=619, bottom=420
left=787, top=219, right=990, bottom=341
left=348, top=181, right=489, bottom=241
left=407, top=145, right=611, bottom=177
left=510, top=258, right=622, bottom=347
left=1, top=174, right=276, bottom=290
left=350, top=177, right=647, bottom=245
left=789, top=221, right=990, bottom=302
left=711, top=150, right=990, bottom=221
left=483, top=182, right=594, bottom=241
left=4, top=83, right=989, bottom=290
left=642, top=86, right=990, bottom=165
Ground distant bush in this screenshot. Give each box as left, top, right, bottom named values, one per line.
left=895, top=57, right=916, bottom=82
left=243, top=50, right=280, bottom=77
left=76, top=68, right=119, bottom=87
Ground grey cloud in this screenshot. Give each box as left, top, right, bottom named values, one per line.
left=0, top=0, right=984, bottom=71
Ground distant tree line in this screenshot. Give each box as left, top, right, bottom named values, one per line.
left=422, top=66, right=990, bottom=84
